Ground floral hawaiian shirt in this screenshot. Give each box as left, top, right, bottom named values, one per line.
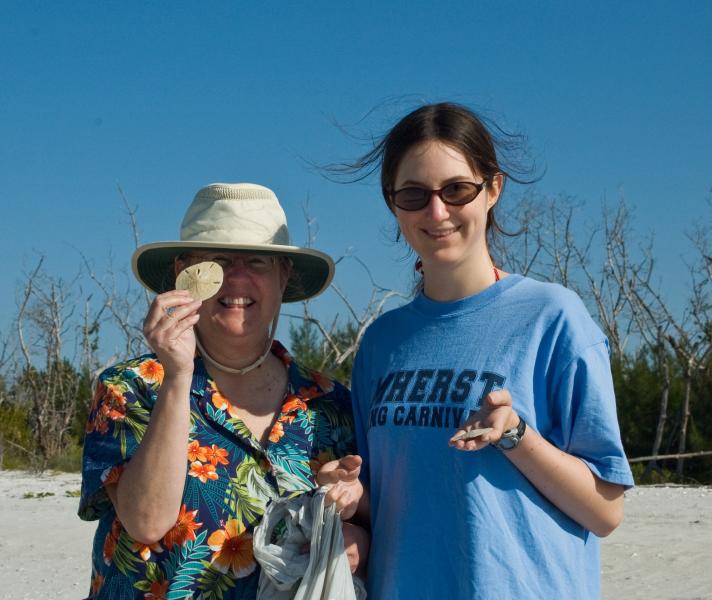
left=79, top=341, right=355, bottom=600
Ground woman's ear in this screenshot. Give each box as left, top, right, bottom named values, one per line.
left=486, top=173, right=504, bottom=210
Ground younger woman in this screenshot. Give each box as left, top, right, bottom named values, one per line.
left=327, top=103, right=634, bottom=599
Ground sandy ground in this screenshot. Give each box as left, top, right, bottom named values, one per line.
left=0, top=471, right=710, bottom=599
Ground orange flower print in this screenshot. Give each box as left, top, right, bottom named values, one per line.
left=189, top=461, right=218, bottom=483
left=110, top=517, right=123, bottom=538
left=163, top=504, right=203, bottom=549
left=131, top=540, right=162, bottom=561
left=103, top=402, right=127, bottom=422
left=90, top=573, right=104, bottom=596
left=88, top=381, right=106, bottom=416
left=268, top=421, right=284, bottom=443
left=103, top=534, right=117, bottom=566
left=89, top=414, right=109, bottom=434
left=204, top=444, right=229, bottom=466
left=260, top=456, right=272, bottom=472
left=101, top=464, right=125, bottom=487
left=145, top=579, right=169, bottom=600
left=272, top=342, right=293, bottom=365
left=297, top=386, right=322, bottom=400
left=103, top=519, right=122, bottom=565
left=137, top=358, right=164, bottom=385
left=207, top=519, right=256, bottom=578
left=282, top=396, right=308, bottom=414
left=211, top=387, right=239, bottom=418
left=87, top=384, right=127, bottom=433
left=311, top=371, right=334, bottom=394
left=279, top=413, right=296, bottom=425
left=211, top=388, right=229, bottom=411
left=106, top=383, right=127, bottom=406
left=187, top=440, right=208, bottom=463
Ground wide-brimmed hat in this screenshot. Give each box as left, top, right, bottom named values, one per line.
left=132, top=183, right=334, bottom=303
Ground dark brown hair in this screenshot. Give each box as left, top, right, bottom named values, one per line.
left=335, top=102, right=536, bottom=244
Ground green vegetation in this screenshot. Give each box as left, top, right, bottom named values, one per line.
left=22, top=491, right=55, bottom=499
left=0, top=360, right=90, bottom=472
left=613, top=351, right=712, bottom=484
left=0, top=317, right=710, bottom=485
left=288, top=319, right=356, bottom=385
left=0, top=197, right=710, bottom=485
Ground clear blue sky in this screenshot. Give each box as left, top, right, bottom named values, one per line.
left=2, top=1, right=710, bottom=361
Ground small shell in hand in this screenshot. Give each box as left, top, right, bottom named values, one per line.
left=175, top=261, right=224, bottom=300
left=451, top=427, right=494, bottom=442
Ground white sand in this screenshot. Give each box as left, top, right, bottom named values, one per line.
left=0, top=471, right=710, bottom=599
left=0, top=471, right=95, bottom=599
left=601, top=485, right=712, bottom=600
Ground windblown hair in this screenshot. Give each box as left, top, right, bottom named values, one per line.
left=331, top=101, right=537, bottom=246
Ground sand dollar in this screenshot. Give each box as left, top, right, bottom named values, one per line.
left=175, top=261, right=224, bottom=300
left=451, top=427, right=493, bottom=442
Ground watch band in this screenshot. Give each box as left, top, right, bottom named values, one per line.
left=495, top=415, right=526, bottom=451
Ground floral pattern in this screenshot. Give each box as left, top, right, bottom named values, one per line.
left=207, top=519, right=256, bottom=578
left=79, top=341, right=355, bottom=599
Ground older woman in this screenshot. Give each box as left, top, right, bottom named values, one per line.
left=79, top=183, right=363, bottom=599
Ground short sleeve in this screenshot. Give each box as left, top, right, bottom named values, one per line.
left=78, top=364, right=154, bottom=520
left=550, top=341, right=634, bottom=487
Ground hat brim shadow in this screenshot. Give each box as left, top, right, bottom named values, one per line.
left=132, top=242, right=335, bottom=303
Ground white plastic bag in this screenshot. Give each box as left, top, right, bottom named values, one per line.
left=253, top=488, right=367, bottom=600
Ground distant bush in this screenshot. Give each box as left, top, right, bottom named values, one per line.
left=47, top=442, right=83, bottom=473
left=0, top=402, right=35, bottom=470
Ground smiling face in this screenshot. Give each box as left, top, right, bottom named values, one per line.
left=175, top=252, right=290, bottom=349
left=393, top=140, right=502, bottom=276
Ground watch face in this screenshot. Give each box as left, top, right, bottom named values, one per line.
left=495, top=417, right=526, bottom=451
left=497, top=435, right=518, bottom=450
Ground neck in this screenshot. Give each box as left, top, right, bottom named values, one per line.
left=208, top=352, right=288, bottom=416
left=196, top=313, right=279, bottom=376
left=422, top=255, right=501, bottom=302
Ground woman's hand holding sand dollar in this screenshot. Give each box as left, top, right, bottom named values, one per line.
left=449, top=389, right=518, bottom=451
left=142, top=290, right=202, bottom=377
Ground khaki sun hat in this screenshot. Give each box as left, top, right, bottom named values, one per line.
left=132, top=183, right=335, bottom=303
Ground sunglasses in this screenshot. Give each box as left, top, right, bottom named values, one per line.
left=390, top=180, right=487, bottom=211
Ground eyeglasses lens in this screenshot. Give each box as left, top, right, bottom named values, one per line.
left=396, top=188, right=430, bottom=210
left=441, top=182, right=480, bottom=204
left=393, top=182, right=483, bottom=211
left=187, top=254, right=275, bottom=275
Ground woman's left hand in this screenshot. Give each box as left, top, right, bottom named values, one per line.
left=316, top=455, right=363, bottom=520
left=449, top=389, right=519, bottom=451
left=342, top=522, right=370, bottom=576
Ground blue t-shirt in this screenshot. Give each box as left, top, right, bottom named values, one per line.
left=351, top=275, right=634, bottom=600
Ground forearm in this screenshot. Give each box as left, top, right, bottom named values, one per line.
left=109, top=373, right=193, bottom=543
left=505, top=423, right=625, bottom=537
left=353, top=485, right=371, bottom=529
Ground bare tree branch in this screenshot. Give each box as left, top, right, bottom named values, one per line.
left=117, top=183, right=151, bottom=310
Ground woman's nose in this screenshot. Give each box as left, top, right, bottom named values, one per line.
left=222, top=260, right=251, bottom=277
left=426, top=192, right=450, bottom=221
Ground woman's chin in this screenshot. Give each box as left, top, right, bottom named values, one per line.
left=200, top=319, right=260, bottom=343
left=420, top=253, right=463, bottom=270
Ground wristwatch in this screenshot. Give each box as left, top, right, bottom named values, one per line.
left=495, top=415, right=526, bottom=451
